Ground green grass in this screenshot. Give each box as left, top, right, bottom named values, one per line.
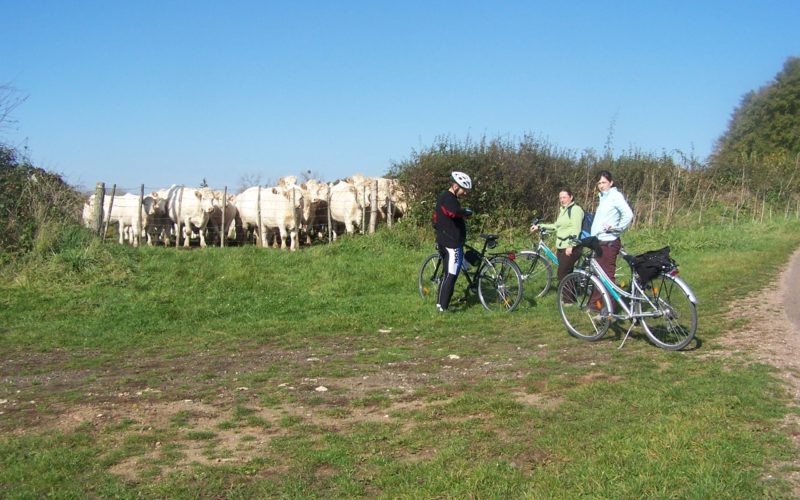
left=1, top=219, right=799, bottom=497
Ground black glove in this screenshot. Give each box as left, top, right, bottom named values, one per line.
left=463, top=207, right=473, bottom=216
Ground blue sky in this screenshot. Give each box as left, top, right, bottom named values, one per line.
left=2, top=1, right=798, bottom=192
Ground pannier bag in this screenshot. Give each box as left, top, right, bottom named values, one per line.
left=633, top=246, right=677, bottom=285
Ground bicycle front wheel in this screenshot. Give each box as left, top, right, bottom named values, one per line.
left=640, top=274, right=697, bottom=350
left=478, top=256, right=524, bottom=312
left=517, top=251, right=554, bottom=299
left=557, top=271, right=612, bottom=341
left=418, top=253, right=443, bottom=301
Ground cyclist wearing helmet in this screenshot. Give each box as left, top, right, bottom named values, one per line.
left=432, top=171, right=474, bottom=312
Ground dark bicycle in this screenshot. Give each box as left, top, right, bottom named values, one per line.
left=418, top=234, right=524, bottom=312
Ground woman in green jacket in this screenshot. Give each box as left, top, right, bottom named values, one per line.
left=530, top=189, right=584, bottom=290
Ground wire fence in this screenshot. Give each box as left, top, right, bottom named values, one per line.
left=84, top=179, right=406, bottom=249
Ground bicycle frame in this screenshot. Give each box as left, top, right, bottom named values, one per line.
left=528, top=224, right=560, bottom=267
left=460, top=240, right=512, bottom=286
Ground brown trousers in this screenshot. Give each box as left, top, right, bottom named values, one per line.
left=589, top=239, right=621, bottom=312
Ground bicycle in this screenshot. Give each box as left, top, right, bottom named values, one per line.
left=418, top=234, right=524, bottom=312
left=556, top=235, right=698, bottom=350
left=516, top=220, right=558, bottom=299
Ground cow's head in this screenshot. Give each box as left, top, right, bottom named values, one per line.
left=195, top=189, right=217, bottom=214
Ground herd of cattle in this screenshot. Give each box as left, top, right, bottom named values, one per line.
left=81, top=175, right=408, bottom=250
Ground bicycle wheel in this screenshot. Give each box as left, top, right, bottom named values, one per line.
left=418, top=253, right=443, bottom=301
left=557, top=271, right=613, bottom=341
left=478, top=256, right=524, bottom=312
left=517, top=251, right=553, bottom=299
left=640, top=274, right=697, bottom=350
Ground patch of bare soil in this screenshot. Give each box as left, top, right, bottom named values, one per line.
left=0, top=342, right=561, bottom=482
left=714, top=248, right=800, bottom=494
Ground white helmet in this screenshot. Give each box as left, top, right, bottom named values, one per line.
left=451, top=171, right=472, bottom=190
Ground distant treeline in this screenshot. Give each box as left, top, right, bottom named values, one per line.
left=392, top=57, right=800, bottom=231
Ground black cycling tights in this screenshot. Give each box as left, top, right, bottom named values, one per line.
left=437, top=246, right=463, bottom=310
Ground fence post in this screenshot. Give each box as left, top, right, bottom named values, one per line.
left=327, top=189, right=332, bottom=243
left=102, top=184, right=116, bottom=242
left=93, top=182, right=105, bottom=237
left=221, top=186, right=227, bottom=248
left=387, top=183, right=393, bottom=228
left=292, top=187, right=298, bottom=250
left=136, top=184, right=144, bottom=247
left=257, top=186, right=262, bottom=247
left=175, top=186, right=184, bottom=248
left=361, top=185, right=366, bottom=234
left=369, top=180, right=377, bottom=234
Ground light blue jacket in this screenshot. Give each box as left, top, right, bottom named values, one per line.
left=590, top=187, right=633, bottom=242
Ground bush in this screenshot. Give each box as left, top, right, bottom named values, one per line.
left=0, top=146, right=85, bottom=258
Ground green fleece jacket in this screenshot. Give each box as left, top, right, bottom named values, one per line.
left=539, top=202, right=584, bottom=249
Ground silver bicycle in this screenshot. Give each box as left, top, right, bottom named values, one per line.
left=557, top=235, right=699, bottom=350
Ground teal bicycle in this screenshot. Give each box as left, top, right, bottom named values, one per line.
left=518, top=219, right=634, bottom=300
left=516, top=221, right=558, bottom=299
left=557, top=235, right=698, bottom=350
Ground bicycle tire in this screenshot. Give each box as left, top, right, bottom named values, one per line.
left=640, top=274, right=697, bottom=350
left=517, top=250, right=554, bottom=299
left=418, top=253, right=443, bottom=301
left=478, top=255, right=524, bottom=312
left=557, top=271, right=613, bottom=341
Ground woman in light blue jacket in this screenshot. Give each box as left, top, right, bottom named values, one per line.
left=589, top=170, right=633, bottom=311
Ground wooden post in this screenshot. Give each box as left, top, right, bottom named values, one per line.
left=175, top=186, right=184, bottom=248
left=136, top=184, right=144, bottom=247
left=361, top=185, right=366, bottom=234
left=257, top=186, right=262, bottom=247
left=221, top=186, right=227, bottom=248
left=387, top=183, right=393, bottom=228
left=102, top=184, right=116, bottom=241
left=327, top=190, right=332, bottom=243
left=292, top=187, right=298, bottom=250
left=369, top=179, right=377, bottom=234
left=93, top=182, right=105, bottom=237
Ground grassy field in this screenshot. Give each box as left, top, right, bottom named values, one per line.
left=1, top=218, right=800, bottom=498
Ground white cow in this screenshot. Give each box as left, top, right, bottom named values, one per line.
left=206, top=194, right=243, bottom=246
left=375, top=177, right=408, bottom=221
left=233, top=185, right=304, bottom=250
left=328, top=180, right=364, bottom=239
left=144, top=190, right=172, bottom=246
left=165, top=186, right=221, bottom=248
left=90, top=193, right=166, bottom=246
left=301, top=179, right=330, bottom=244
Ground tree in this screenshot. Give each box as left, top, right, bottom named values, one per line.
left=712, top=58, right=800, bottom=165
left=0, top=83, right=27, bottom=139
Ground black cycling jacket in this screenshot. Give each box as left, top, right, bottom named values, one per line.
left=433, top=190, right=469, bottom=248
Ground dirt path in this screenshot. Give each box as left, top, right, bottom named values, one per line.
left=716, top=248, right=800, bottom=493
left=719, top=248, right=800, bottom=398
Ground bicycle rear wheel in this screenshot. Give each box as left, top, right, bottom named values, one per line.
left=557, top=272, right=612, bottom=341
left=478, top=256, right=523, bottom=312
left=418, top=253, right=443, bottom=301
left=640, top=274, right=697, bottom=350
left=517, top=251, right=553, bottom=299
